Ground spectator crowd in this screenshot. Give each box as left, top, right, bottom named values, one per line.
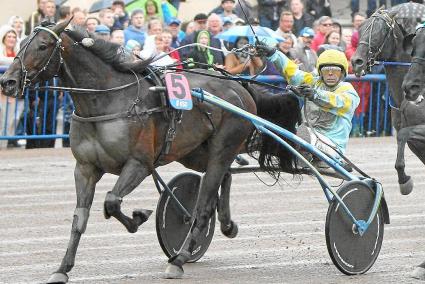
left=0, top=0, right=423, bottom=148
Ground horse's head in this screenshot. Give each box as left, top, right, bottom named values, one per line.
left=0, top=19, right=71, bottom=98
left=402, top=26, right=425, bottom=102
left=351, top=9, right=399, bottom=77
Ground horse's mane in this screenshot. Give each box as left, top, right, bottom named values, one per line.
left=66, top=27, right=153, bottom=73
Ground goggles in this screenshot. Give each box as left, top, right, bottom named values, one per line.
left=320, top=66, right=342, bottom=75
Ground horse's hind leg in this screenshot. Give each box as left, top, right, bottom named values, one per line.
left=47, top=163, right=102, bottom=284
left=103, top=158, right=152, bottom=233
left=395, top=128, right=413, bottom=195
left=412, top=261, right=425, bottom=280
left=218, top=171, right=238, bottom=238
left=165, top=121, right=251, bottom=278
left=165, top=161, right=229, bottom=278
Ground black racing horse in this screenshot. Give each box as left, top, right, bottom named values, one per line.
left=351, top=8, right=409, bottom=131
left=351, top=7, right=421, bottom=194
left=0, top=20, right=300, bottom=282
left=400, top=25, right=425, bottom=280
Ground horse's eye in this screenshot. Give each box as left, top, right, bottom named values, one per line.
left=39, top=44, right=48, bottom=51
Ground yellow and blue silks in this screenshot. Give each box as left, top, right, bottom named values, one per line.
left=268, top=51, right=360, bottom=154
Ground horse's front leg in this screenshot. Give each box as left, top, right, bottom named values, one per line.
left=47, top=163, right=102, bottom=284
left=103, top=158, right=152, bottom=233
left=218, top=171, right=238, bottom=238
left=395, top=128, right=413, bottom=195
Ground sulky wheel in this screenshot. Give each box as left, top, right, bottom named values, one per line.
left=156, top=172, right=215, bottom=263
left=325, top=180, right=384, bottom=275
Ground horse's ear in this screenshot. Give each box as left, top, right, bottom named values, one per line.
left=52, top=16, right=73, bottom=35
left=403, top=33, right=415, bottom=55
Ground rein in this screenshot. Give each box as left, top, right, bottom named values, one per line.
left=31, top=75, right=142, bottom=93
left=16, top=25, right=288, bottom=124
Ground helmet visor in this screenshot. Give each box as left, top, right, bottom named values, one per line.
left=320, top=66, right=342, bottom=76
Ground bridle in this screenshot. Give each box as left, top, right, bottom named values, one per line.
left=358, top=10, right=398, bottom=71
left=14, top=26, right=64, bottom=90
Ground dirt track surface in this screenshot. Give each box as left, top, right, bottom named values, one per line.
left=1, top=137, right=425, bottom=284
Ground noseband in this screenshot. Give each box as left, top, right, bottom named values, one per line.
left=14, top=26, right=64, bottom=90
left=358, top=11, right=397, bottom=71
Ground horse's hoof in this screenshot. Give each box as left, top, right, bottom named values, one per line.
left=133, top=209, right=153, bottom=224
left=163, top=263, right=184, bottom=279
left=46, top=272, right=68, bottom=283
left=221, top=221, right=238, bottom=238
left=411, top=266, right=425, bottom=280
left=400, top=177, right=414, bottom=195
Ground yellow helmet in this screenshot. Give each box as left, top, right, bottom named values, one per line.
left=316, top=49, right=349, bottom=76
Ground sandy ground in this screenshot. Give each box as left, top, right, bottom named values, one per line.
left=1, top=136, right=425, bottom=283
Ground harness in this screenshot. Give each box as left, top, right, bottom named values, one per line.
left=17, top=25, right=188, bottom=164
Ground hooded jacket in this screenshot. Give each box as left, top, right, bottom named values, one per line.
left=187, top=30, right=218, bottom=69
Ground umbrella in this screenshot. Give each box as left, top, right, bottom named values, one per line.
left=215, top=25, right=285, bottom=45
left=89, top=0, right=135, bottom=13
left=389, top=2, right=425, bottom=19
left=388, top=2, right=425, bottom=34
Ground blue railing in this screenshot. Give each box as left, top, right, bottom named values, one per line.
left=242, top=74, right=392, bottom=137
left=0, top=73, right=73, bottom=148
left=0, top=69, right=392, bottom=148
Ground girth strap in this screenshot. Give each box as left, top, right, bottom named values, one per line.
left=71, top=111, right=130, bottom=122
left=71, top=106, right=166, bottom=123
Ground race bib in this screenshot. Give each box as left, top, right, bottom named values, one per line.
left=165, top=73, right=193, bottom=110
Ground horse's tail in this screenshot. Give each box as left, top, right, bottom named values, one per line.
left=245, top=84, right=301, bottom=178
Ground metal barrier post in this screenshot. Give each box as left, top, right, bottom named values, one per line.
left=383, top=80, right=390, bottom=136
left=376, top=82, right=381, bottom=136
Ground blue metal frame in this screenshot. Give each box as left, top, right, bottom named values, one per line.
left=191, top=88, right=382, bottom=236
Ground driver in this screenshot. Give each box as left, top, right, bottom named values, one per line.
left=256, top=44, right=360, bottom=171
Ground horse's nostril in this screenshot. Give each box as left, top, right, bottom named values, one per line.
left=3, top=79, right=17, bottom=88
left=404, top=83, right=421, bottom=97
left=409, top=84, right=420, bottom=94
left=0, top=78, right=17, bottom=92
left=354, top=58, right=364, bottom=67
left=405, top=83, right=419, bottom=91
